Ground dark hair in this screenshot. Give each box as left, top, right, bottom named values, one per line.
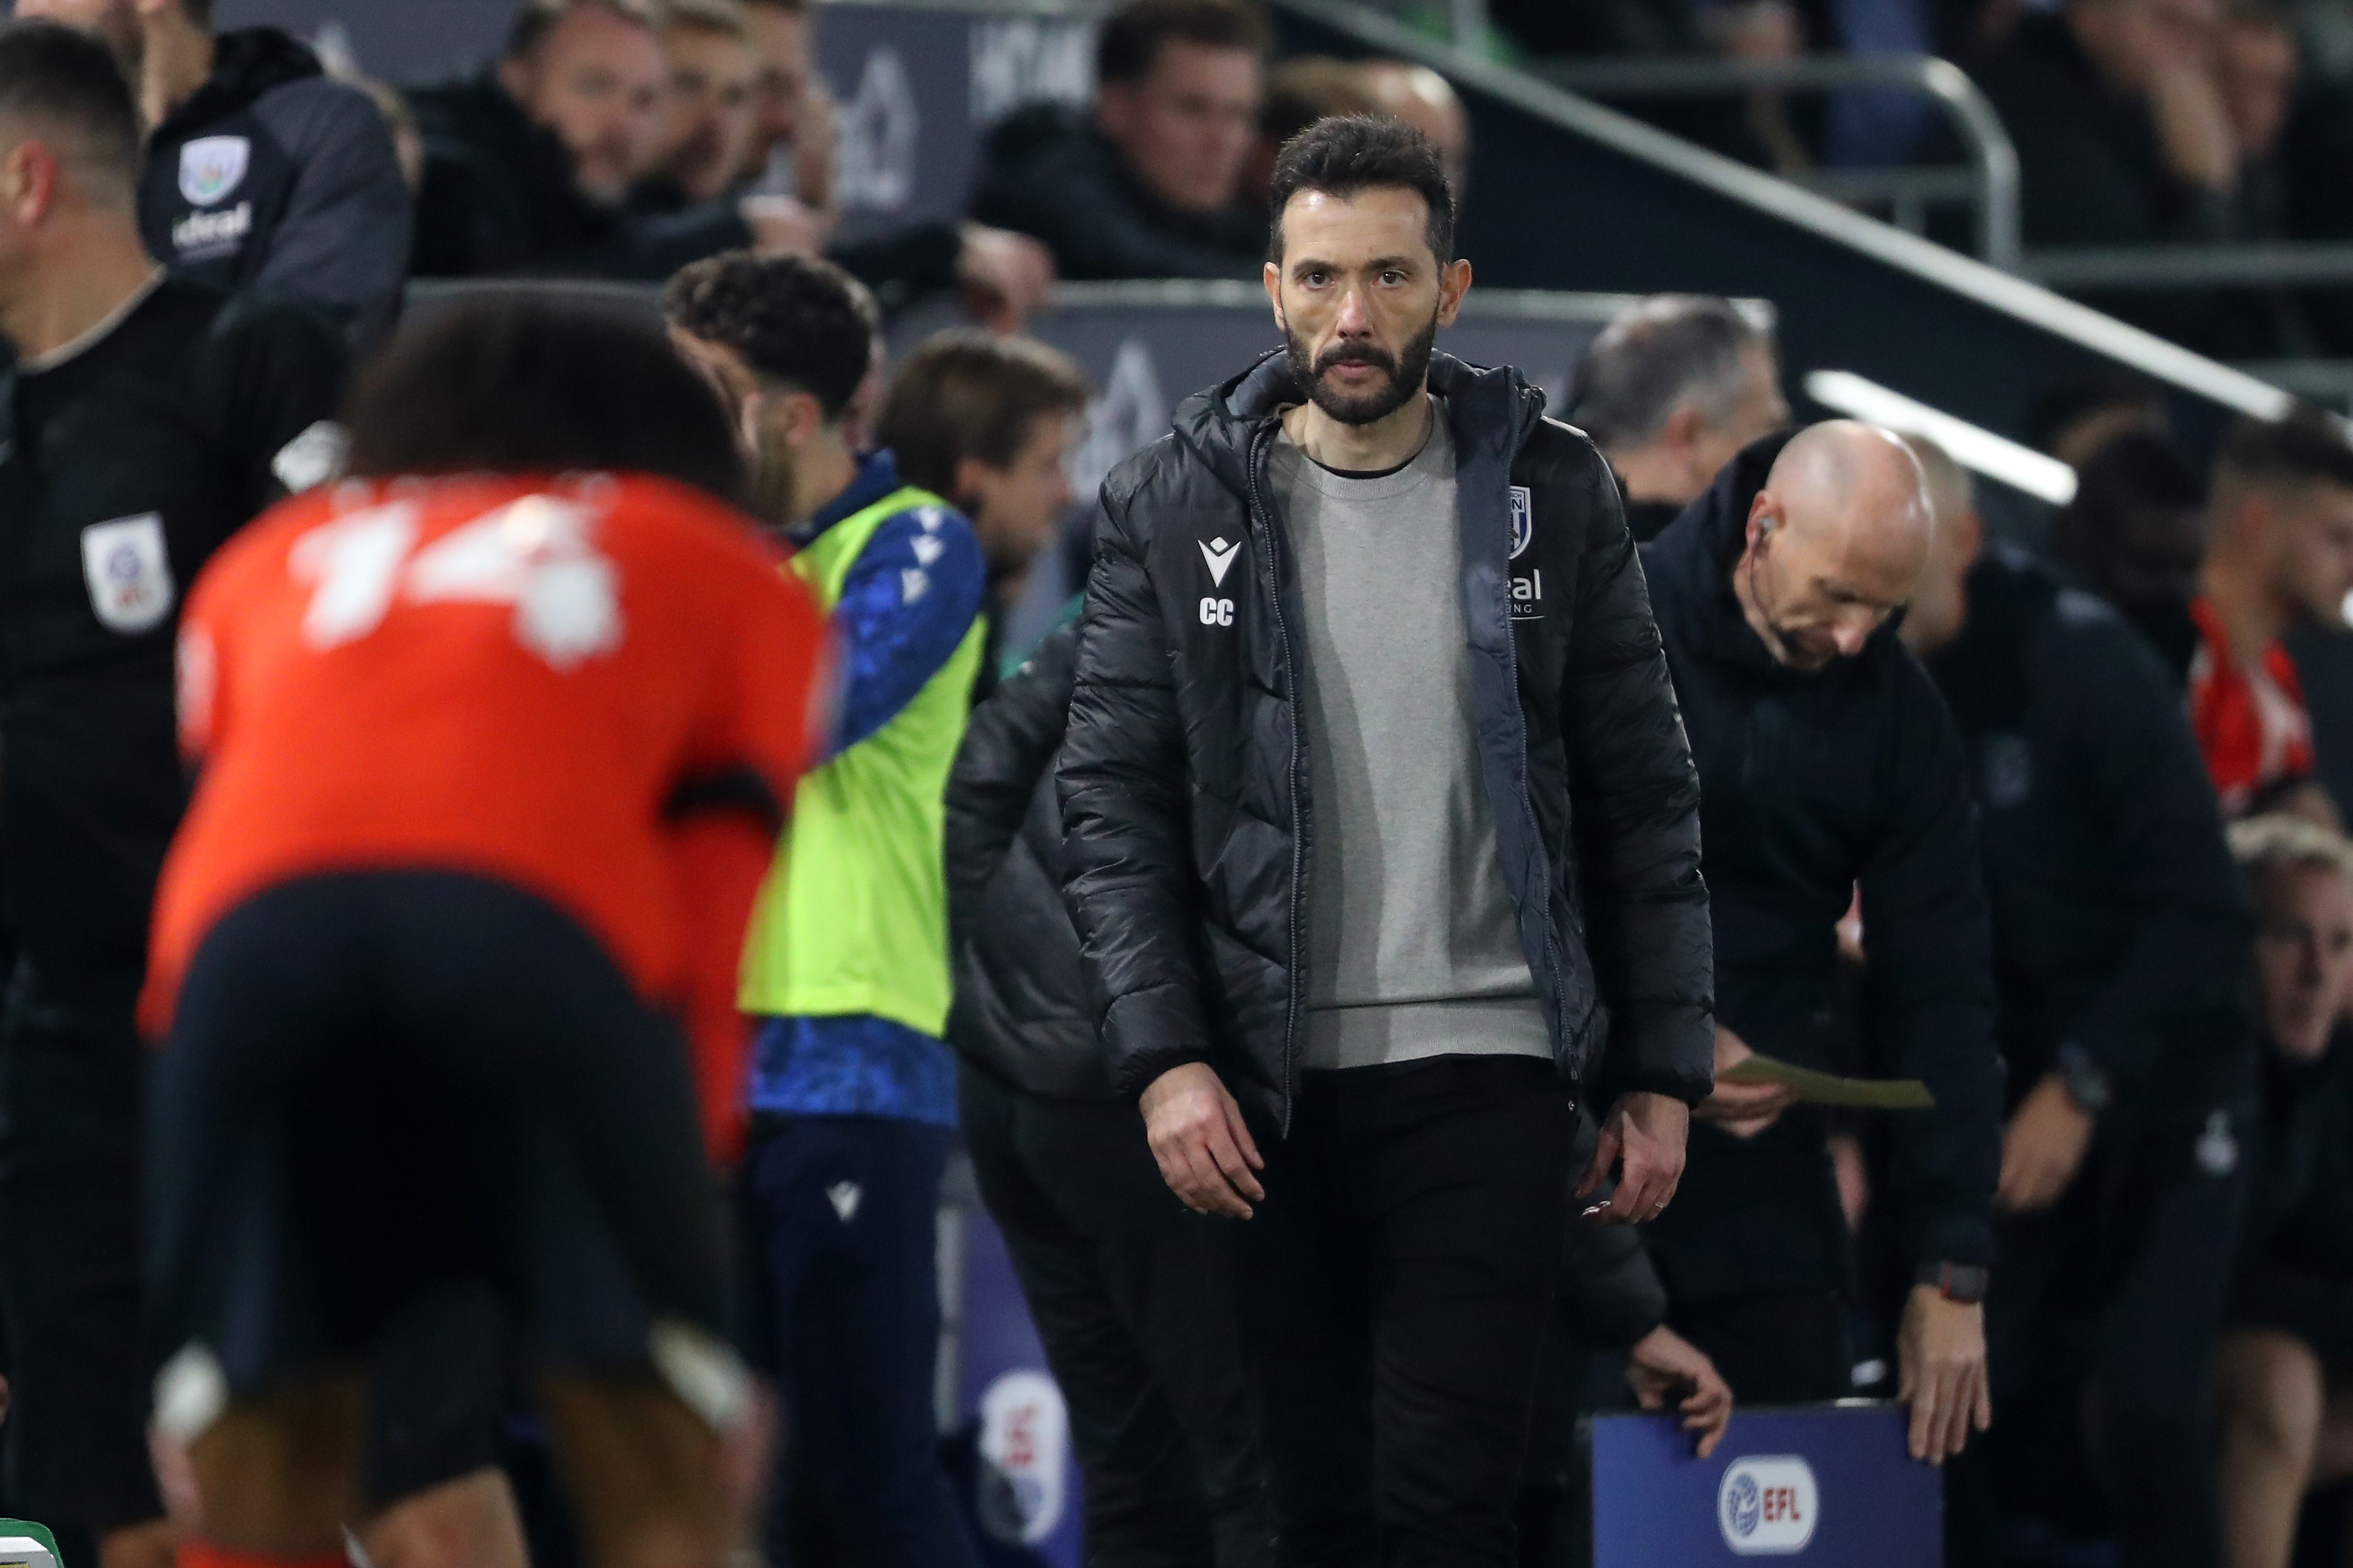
left=0, top=22, right=141, bottom=195
left=341, top=294, right=746, bottom=505
left=2025, top=369, right=2165, bottom=456
left=1267, top=114, right=1454, bottom=263
left=506, top=0, right=659, bottom=61
left=2214, top=407, right=2353, bottom=496
left=1569, top=294, right=1773, bottom=450
left=1097, top=0, right=1270, bottom=86
left=662, top=251, right=874, bottom=420
left=876, top=331, right=1090, bottom=499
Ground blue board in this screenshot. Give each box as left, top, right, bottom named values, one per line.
left=1590, top=1405, right=1941, bottom=1566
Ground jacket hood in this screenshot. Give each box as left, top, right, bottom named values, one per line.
left=1169, top=348, right=1547, bottom=497
left=1645, top=425, right=1907, bottom=678
left=155, top=27, right=321, bottom=145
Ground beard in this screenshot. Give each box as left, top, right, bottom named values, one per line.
left=1283, top=310, right=1439, bottom=427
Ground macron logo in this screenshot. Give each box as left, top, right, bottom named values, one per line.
left=1199, top=536, right=1239, bottom=587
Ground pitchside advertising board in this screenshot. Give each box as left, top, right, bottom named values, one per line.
left=1589, top=1406, right=1942, bottom=1566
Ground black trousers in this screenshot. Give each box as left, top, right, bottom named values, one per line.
left=1237, top=1055, right=1578, bottom=1568
left=1952, top=1099, right=2254, bottom=1568
left=0, top=960, right=162, bottom=1544
left=959, top=1064, right=1272, bottom=1568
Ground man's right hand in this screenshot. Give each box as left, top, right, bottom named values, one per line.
left=1140, top=1063, right=1264, bottom=1219
left=1693, top=1024, right=1798, bottom=1138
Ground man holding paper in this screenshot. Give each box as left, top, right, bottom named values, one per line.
left=1639, top=422, right=2002, bottom=1466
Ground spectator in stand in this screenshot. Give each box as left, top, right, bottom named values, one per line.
left=637, top=0, right=759, bottom=209
left=2213, top=815, right=2353, bottom=1568
left=873, top=330, right=1090, bottom=699
left=972, top=0, right=1269, bottom=281
left=1242, top=57, right=1377, bottom=216
left=1359, top=60, right=1471, bottom=196
left=1967, top=0, right=2289, bottom=355
left=1641, top=424, right=2000, bottom=1461
left=738, top=0, right=831, bottom=202
left=0, top=25, right=350, bottom=1568
left=17, top=0, right=410, bottom=347
left=663, top=252, right=987, bottom=1568
left=1902, top=436, right=2255, bottom=1568
left=1568, top=294, right=1791, bottom=542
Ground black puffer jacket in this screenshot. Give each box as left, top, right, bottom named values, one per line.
left=945, top=627, right=1106, bottom=1099
left=1057, top=351, right=1714, bottom=1129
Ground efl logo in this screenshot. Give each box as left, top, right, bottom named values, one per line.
left=1718, top=1454, right=1818, bottom=1555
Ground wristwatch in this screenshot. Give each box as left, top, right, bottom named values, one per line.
left=1916, top=1261, right=1990, bottom=1304
left=2054, top=1042, right=2113, bottom=1116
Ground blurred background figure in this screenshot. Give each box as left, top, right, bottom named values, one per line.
left=16, top=0, right=409, bottom=345
left=1358, top=59, right=1471, bottom=194
left=2213, top=816, right=2353, bottom=1568
left=973, top=0, right=1270, bottom=279
left=873, top=330, right=1091, bottom=697
left=636, top=0, right=759, bottom=210
left=1242, top=55, right=1377, bottom=214
left=1568, top=293, right=1791, bottom=541
left=1903, top=435, right=2256, bottom=1568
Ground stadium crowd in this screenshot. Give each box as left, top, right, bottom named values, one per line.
left=1, top=0, right=2352, bottom=1567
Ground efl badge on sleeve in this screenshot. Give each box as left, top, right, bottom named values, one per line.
left=178, top=135, right=250, bottom=206
left=81, top=513, right=176, bottom=635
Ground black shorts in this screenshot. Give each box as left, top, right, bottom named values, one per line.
left=147, top=870, right=732, bottom=1408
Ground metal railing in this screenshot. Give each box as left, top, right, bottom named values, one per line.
left=2023, top=242, right=2353, bottom=291
left=1528, top=54, right=2022, bottom=271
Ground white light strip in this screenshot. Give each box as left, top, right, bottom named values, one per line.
left=1802, top=369, right=2079, bottom=506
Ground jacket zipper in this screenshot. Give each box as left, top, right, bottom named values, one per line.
left=1495, top=389, right=1578, bottom=1095
left=1244, top=424, right=1305, bottom=1136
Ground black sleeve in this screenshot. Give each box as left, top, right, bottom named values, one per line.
left=247, top=79, right=414, bottom=348
left=827, top=221, right=964, bottom=313
left=2232, top=1259, right=2353, bottom=1361
left=2047, top=608, right=2253, bottom=1097
left=1858, top=655, right=2002, bottom=1270
left=1555, top=438, right=1716, bottom=1108
left=1057, top=462, right=1213, bottom=1099
left=552, top=203, right=756, bottom=283
left=1556, top=1220, right=1671, bottom=1349
left=199, top=297, right=353, bottom=526
left=948, top=626, right=1078, bottom=955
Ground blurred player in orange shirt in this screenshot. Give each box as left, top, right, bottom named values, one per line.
left=141, top=297, right=832, bottom=1568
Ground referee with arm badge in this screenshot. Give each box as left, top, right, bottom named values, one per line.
left=0, top=25, right=347, bottom=1567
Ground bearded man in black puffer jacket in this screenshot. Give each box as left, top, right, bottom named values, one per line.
left=1057, top=115, right=1713, bottom=1562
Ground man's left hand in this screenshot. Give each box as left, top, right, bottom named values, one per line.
left=1577, top=1091, right=1688, bottom=1225
left=1996, top=1073, right=2094, bottom=1213
left=1896, top=1285, right=1991, bottom=1464
left=957, top=225, right=1055, bottom=333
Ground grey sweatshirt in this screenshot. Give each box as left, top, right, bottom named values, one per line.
left=1270, top=409, right=1551, bottom=1071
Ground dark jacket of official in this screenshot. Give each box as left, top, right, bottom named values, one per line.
left=1924, top=547, right=2253, bottom=1113
left=1637, top=432, right=2001, bottom=1294
left=2234, top=1028, right=2353, bottom=1361
left=970, top=106, right=1265, bottom=283
left=141, top=29, right=412, bottom=348
left=1056, top=350, right=1715, bottom=1130
left=945, top=625, right=1108, bottom=1099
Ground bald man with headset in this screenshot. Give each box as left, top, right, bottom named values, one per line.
left=1638, top=422, right=2003, bottom=1466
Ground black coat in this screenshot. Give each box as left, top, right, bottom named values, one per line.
left=2234, top=1031, right=2353, bottom=1361
left=945, top=627, right=1106, bottom=1099
left=1924, top=548, right=2252, bottom=1112
left=1057, top=350, right=1714, bottom=1130
left=141, top=28, right=411, bottom=348
left=1638, top=433, right=2000, bottom=1290
left=970, top=106, right=1265, bottom=283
